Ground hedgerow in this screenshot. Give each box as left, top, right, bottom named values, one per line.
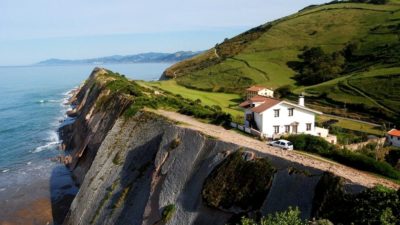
left=287, top=134, right=400, bottom=180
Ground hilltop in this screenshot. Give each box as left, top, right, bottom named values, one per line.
left=37, top=51, right=201, bottom=65
left=161, top=1, right=400, bottom=124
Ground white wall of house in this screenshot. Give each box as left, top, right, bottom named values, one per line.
left=258, top=89, right=274, bottom=98
left=255, top=102, right=316, bottom=138
left=315, top=127, right=329, bottom=138
left=387, top=134, right=400, bottom=147
left=246, top=89, right=274, bottom=99
left=254, top=112, right=263, bottom=132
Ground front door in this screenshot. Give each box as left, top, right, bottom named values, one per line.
left=292, top=124, right=298, bottom=134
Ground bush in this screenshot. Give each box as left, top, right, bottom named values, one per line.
left=316, top=182, right=400, bottom=225
left=161, top=204, right=176, bottom=222
left=286, top=134, right=334, bottom=155
left=237, top=207, right=332, bottom=225
left=275, top=85, right=293, bottom=98
left=328, top=149, right=400, bottom=180
left=291, top=47, right=345, bottom=85
left=329, top=126, right=368, bottom=145
left=286, top=134, right=400, bottom=180
left=202, top=151, right=276, bottom=211
left=385, top=148, right=400, bottom=168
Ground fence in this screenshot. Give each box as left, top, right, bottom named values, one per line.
left=231, top=122, right=262, bottom=136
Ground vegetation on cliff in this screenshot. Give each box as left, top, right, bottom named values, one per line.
left=286, top=134, right=400, bottom=180
left=161, top=204, right=176, bottom=222
left=236, top=172, right=399, bottom=225
left=237, top=207, right=333, bottom=225
left=202, top=151, right=276, bottom=211
left=93, top=70, right=232, bottom=126
left=312, top=172, right=400, bottom=225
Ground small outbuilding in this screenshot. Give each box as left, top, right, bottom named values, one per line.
left=387, top=129, right=400, bottom=147
left=245, top=86, right=274, bottom=100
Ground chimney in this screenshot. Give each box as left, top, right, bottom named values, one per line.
left=299, top=95, right=305, bottom=106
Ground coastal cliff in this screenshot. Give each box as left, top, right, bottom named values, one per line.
left=60, top=68, right=368, bottom=225
left=59, top=68, right=133, bottom=184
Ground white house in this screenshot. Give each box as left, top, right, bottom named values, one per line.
left=387, top=129, right=400, bottom=147
left=246, top=86, right=274, bottom=100
left=240, top=95, right=325, bottom=139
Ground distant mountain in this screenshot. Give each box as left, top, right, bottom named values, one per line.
left=36, top=51, right=202, bottom=65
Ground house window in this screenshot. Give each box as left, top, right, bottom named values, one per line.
left=288, top=108, right=294, bottom=116
left=398, top=137, right=400, bottom=141
left=285, top=125, right=290, bottom=133
left=273, top=126, right=279, bottom=134
left=306, top=123, right=312, bottom=131
left=274, top=109, right=280, bottom=117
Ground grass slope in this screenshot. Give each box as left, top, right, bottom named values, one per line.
left=137, top=80, right=243, bottom=120
left=162, top=1, right=400, bottom=123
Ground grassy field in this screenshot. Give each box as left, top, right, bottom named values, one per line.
left=138, top=79, right=387, bottom=135
left=137, top=80, right=244, bottom=121
left=160, top=1, right=400, bottom=123
left=166, top=2, right=400, bottom=91
left=316, top=114, right=384, bottom=136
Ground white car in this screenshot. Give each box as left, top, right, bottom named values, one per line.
left=268, top=139, right=294, bottom=150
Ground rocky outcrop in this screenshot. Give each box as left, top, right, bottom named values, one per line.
left=59, top=67, right=133, bottom=184
left=60, top=69, right=367, bottom=225
left=61, top=113, right=365, bottom=225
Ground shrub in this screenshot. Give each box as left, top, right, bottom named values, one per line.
left=286, top=134, right=334, bottom=155
left=316, top=182, right=400, bottom=224
left=328, top=149, right=400, bottom=180
left=275, top=85, right=293, bottom=98
left=385, top=148, right=400, bottom=168
left=286, top=134, right=400, bottom=180
left=169, top=138, right=181, bottom=151
left=202, top=151, right=276, bottom=211
left=161, top=204, right=176, bottom=222
left=237, top=207, right=324, bottom=225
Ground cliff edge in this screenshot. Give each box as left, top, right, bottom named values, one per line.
left=59, top=68, right=396, bottom=225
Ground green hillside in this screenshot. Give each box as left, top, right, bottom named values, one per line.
left=161, top=0, right=400, bottom=123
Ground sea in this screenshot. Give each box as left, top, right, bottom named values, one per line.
left=0, top=63, right=171, bottom=224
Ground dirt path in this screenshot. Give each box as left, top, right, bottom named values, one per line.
left=231, top=57, right=270, bottom=81
left=213, top=48, right=220, bottom=59
left=152, top=109, right=399, bottom=189
left=344, top=79, right=394, bottom=113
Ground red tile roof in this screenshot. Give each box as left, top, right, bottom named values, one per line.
left=246, top=86, right=267, bottom=92
left=239, top=95, right=321, bottom=114
left=239, top=96, right=281, bottom=112
left=388, top=129, right=400, bottom=137
left=239, top=100, right=251, bottom=108
left=251, top=98, right=281, bottom=113
left=249, top=95, right=270, bottom=102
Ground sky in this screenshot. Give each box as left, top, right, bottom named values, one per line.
left=0, top=0, right=329, bottom=66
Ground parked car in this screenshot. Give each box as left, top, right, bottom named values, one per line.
left=268, top=139, right=294, bottom=150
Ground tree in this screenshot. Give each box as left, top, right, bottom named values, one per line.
left=237, top=207, right=334, bottom=225
left=275, top=85, right=293, bottom=98
left=261, top=207, right=306, bottom=225
left=293, top=47, right=345, bottom=85
left=370, top=0, right=389, bottom=4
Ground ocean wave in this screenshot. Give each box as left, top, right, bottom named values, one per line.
left=32, top=141, right=59, bottom=153
left=32, top=131, right=60, bottom=153
left=36, top=99, right=62, bottom=104
left=63, top=88, right=77, bottom=96
left=2, top=169, right=9, bottom=173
